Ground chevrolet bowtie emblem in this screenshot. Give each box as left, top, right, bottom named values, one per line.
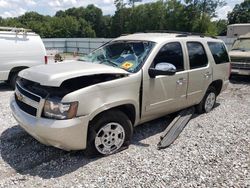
left=17, top=92, right=23, bottom=101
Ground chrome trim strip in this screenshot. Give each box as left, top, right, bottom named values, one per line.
left=15, top=82, right=45, bottom=117
left=37, top=99, right=45, bottom=117
left=15, top=88, right=39, bottom=108
left=16, top=82, right=42, bottom=99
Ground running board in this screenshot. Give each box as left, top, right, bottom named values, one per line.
left=157, top=107, right=195, bottom=150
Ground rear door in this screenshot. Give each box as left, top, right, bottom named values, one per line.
left=186, top=41, right=212, bottom=106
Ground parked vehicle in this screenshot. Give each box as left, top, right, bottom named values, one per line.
left=10, top=33, right=230, bottom=156
left=0, top=27, right=47, bottom=89
left=229, top=33, right=250, bottom=76
left=227, top=24, right=250, bottom=38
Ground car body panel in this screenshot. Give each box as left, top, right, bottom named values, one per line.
left=19, top=61, right=129, bottom=87
left=62, top=72, right=141, bottom=125
left=10, top=96, right=89, bottom=150
left=184, top=40, right=213, bottom=105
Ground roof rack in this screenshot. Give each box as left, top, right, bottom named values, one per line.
left=144, top=30, right=217, bottom=39
left=0, top=26, right=32, bottom=34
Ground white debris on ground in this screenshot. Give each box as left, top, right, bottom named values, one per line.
left=0, top=76, right=249, bottom=188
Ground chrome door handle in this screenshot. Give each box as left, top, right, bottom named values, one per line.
left=204, top=72, right=212, bottom=79
left=177, top=78, right=186, bottom=85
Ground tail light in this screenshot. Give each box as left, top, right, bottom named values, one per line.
left=44, top=56, right=48, bottom=64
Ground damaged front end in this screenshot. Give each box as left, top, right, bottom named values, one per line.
left=15, top=73, right=128, bottom=120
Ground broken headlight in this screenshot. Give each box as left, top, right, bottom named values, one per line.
left=43, top=99, right=78, bottom=120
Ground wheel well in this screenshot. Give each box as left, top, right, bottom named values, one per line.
left=8, top=66, right=28, bottom=80
left=209, top=80, right=223, bottom=96
left=91, top=104, right=136, bottom=126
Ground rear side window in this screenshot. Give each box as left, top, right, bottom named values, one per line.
left=208, top=42, right=229, bottom=64
left=187, top=42, right=208, bottom=69
left=154, top=42, right=184, bottom=71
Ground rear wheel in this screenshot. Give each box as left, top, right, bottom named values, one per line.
left=196, top=87, right=217, bottom=114
left=85, top=110, right=133, bottom=157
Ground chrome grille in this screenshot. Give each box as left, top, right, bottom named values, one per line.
left=230, top=57, right=250, bottom=63
left=15, top=82, right=45, bottom=117
left=231, top=62, right=250, bottom=70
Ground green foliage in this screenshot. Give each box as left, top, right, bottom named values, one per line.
left=214, top=19, right=228, bottom=36
left=228, top=0, right=250, bottom=24
left=0, top=0, right=234, bottom=38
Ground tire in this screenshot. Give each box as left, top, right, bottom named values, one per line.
left=84, top=110, right=133, bottom=157
left=196, top=87, right=217, bottom=114
left=9, top=72, right=18, bottom=90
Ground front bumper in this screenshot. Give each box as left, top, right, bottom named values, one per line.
left=231, top=68, right=250, bottom=76
left=231, top=62, right=250, bottom=76
left=10, top=96, right=89, bottom=151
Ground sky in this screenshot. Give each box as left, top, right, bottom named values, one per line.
left=0, top=0, right=245, bottom=20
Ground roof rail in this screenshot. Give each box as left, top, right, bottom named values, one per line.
left=0, top=26, right=32, bottom=34
left=144, top=30, right=217, bottom=39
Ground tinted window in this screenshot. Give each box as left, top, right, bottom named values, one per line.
left=208, top=42, right=229, bottom=64
left=154, top=42, right=184, bottom=71
left=187, top=42, right=208, bottom=69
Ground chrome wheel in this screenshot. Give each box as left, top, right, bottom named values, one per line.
left=94, top=122, right=125, bottom=155
left=204, top=92, right=216, bottom=112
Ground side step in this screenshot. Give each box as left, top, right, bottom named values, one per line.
left=157, top=107, right=195, bottom=150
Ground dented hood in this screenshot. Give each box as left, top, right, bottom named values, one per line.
left=19, top=61, right=129, bottom=87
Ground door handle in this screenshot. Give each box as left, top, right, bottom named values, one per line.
left=204, top=72, right=212, bottom=79
left=177, top=78, right=186, bottom=85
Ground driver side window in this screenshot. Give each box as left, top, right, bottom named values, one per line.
left=154, top=42, right=184, bottom=72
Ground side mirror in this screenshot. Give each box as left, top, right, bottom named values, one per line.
left=148, top=62, right=177, bottom=78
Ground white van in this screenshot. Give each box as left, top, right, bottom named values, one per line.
left=0, top=27, right=47, bottom=89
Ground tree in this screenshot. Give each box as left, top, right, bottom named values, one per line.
left=84, top=5, right=103, bottom=37
left=183, top=0, right=226, bottom=33
left=228, top=0, right=250, bottom=24
left=214, top=19, right=227, bottom=35
left=0, top=1, right=228, bottom=38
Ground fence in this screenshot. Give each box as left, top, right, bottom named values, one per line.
left=42, top=37, right=236, bottom=54
left=42, top=38, right=112, bottom=54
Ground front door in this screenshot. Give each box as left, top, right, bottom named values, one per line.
left=141, top=42, right=188, bottom=122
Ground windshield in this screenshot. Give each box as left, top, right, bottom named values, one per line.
left=79, top=40, right=155, bottom=73
left=231, top=39, right=250, bottom=51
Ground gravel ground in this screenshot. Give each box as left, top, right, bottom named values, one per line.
left=0, top=76, right=249, bottom=188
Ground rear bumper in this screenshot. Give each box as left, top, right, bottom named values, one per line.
left=10, top=96, right=89, bottom=151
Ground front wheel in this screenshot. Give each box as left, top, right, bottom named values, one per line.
left=85, top=110, right=133, bottom=157
left=196, top=87, right=217, bottom=114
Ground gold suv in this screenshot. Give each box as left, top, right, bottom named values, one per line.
left=10, top=33, right=230, bottom=156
